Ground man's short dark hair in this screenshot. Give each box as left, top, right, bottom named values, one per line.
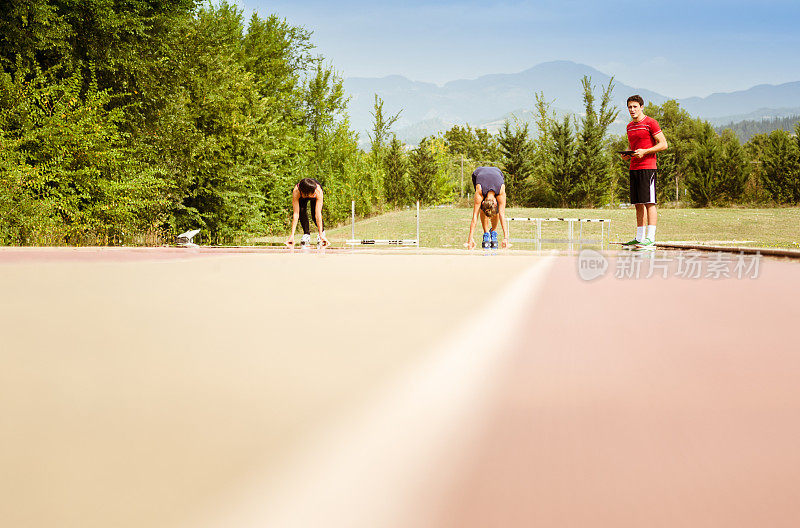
left=298, top=178, right=319, bottom=195
left=627, top=95, right=644, bottom=106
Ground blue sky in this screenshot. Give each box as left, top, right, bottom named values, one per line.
left=237, top=0, right=800, bottom=98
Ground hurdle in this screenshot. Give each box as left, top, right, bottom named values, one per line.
left=346, top=200, right=420, bottom=246
left=508, top=217, right=612, bottom=251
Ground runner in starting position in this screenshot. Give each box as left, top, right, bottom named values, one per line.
left=467, top=166, right=510, bottom=250
left=286, top=178, right=329, bottom=247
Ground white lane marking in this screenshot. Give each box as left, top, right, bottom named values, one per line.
left=196, top=256, right=555, bottom=528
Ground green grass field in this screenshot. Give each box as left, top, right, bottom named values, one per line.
left=259, top=206, right=800, bottom=249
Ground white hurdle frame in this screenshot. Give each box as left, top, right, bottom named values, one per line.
left=508, top=217, right=612, bottom=251
left=346, top=201, right=420, bottom=246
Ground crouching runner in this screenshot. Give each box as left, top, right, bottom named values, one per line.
left=286, top=178, right=329, bottom=247
left=467, top=166, right=510, bottom=250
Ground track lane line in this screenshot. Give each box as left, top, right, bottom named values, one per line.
left=193, top=255, right=556, bottom=528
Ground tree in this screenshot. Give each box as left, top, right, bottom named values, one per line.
left=642, top=99, right=703, bottom=203
left=0, top=66, right=166, bottom=243
left=545, top=116, right=578, bottom=207
left=497, top=119, right=534, bottom=205
left=717, top=129, right=749, bottom=202
left=408, top=136, right=452, bottom=204
left=683, top=124, right=749, bottom=205
left=0, top=0, right=372, bottom=244
left=383, top=135, right=408, bottom=205
left=527, top=92, right=559, bottom=206
left=608, top=134, right=632, bottom=204
left=574, top=76, right=618, bottom=207
left=760, top=129, right=800, bottom=204
left=408, top=137, right=438, bottom=203
left=685, top=123, right=723, bottom=206
left=304, top=59, right=347, bottom=146
left=443, top=124, right=500, bottom=162
left=369, top=94, right=401, bottom=158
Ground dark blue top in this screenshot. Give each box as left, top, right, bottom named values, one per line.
left=471, top=166, right=504, bottom=197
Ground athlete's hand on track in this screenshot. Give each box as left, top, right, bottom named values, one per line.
left=320, top=235, right=329, bottom=247
left=467, top=239, right=476, bottom=250
left=285, top=236, right=294, bottom=247
left=633, top=149, right=647, bottom=159
left=502, top=239, right=510, bottom=249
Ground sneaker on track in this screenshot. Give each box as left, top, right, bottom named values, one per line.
left=634, top=238, right=656, bottom=250
left=622, top=238, right=640, bottom=247
left=490, top=230, right=498, bottom=249
left=482, top=232, right=490, bottom=249
left=300, top=234, right=311, bottom=246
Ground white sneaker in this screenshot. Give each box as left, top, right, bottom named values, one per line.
left=300, top=234, right=311, bottom=246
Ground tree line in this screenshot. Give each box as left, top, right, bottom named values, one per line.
left=2, top=2, right=799, bottom=246
left=1, top=0, right=383, bottom=244
left=716, top=115, right=800, bottom=143
left=386, top=79, right=800, bottom=209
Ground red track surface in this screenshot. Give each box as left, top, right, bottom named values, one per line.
left=440, top=256, right=800, bottom=528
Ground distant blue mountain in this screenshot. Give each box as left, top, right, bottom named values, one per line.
left=343, top=60, right=800, bottom=145
left=680, top=82, right=800, bottom=118
left=344, top=61, right=666, bottom=143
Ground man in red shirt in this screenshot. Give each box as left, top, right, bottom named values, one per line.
left=621, top=95, right=668, bottom=249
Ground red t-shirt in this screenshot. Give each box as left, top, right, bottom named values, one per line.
left=627, top=116, right=662, bottom=170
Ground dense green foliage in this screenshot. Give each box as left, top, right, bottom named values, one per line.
left=407, top=136, right=453, bottom=204
left=1, top=0, right=376, bottom=244
left=443, top=124, right=500, bottom=162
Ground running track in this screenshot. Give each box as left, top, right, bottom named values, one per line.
left=440, top=254, right=800, bottom=528
left=2, top=248, right=799, bottom=528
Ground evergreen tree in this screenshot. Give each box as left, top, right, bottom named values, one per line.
left=408, top=136, right=452, bottom=204
left=717, top=129, right=749, bottom=202
left=642, top=100, right=702, bottom=203
left=574, top=76, right=618, bottom=207
left=383, top=135, right=408, bottom=205
left=304, top=59, right=347, bottom=146
left=760, top=129, right=800, bottom=204
left=685, top=123, right=723, bottom=206
left=546, top=116, right=578, bottom=207
left=527, top=92, right=558, bottom=206
left=369, top=94, right=401, bottom=159
left=497, top=119, right=534, bottom=205
left=408, top=137, right=438, bottom=204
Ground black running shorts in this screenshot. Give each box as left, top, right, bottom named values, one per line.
left=629, top=169, right=657, bottom=204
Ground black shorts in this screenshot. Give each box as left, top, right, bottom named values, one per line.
left=629, top=169, right=657, bottom=204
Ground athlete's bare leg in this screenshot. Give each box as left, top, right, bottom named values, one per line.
left=645, top=203, right=657, bottom=226
left=635, top=204, right=646, bottom=226
left=491, top=215, right=499, bottom=231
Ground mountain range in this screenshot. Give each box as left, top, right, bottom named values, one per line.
left=342, top=60, right=800, bottom=145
